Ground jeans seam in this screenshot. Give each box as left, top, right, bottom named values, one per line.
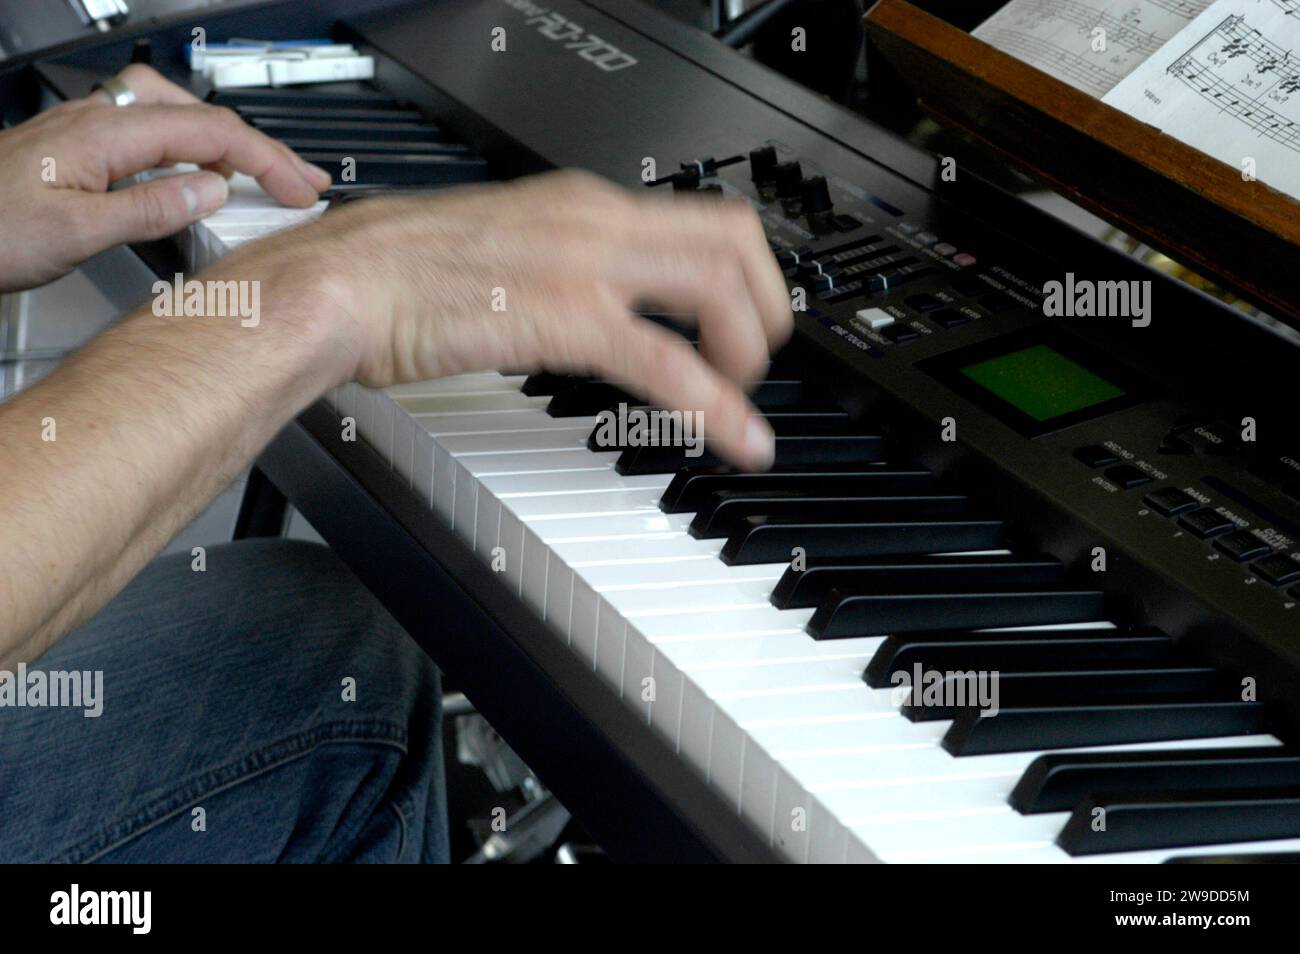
left=389, top=798, right=410, bottom=863
left=51, top=719, right=409, bottom=863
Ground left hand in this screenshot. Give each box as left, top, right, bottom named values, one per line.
left=0, top=64, right=331, bottom=292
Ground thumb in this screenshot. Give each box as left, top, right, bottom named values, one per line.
left=89, top=170, right=229, bottom=248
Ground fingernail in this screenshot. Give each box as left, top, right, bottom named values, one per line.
left=744, top=415, right=775, bottom=470
left=182, top=172, right=229, bottom=215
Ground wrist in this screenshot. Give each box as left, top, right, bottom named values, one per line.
left=213, top=242, right=365, bottom=393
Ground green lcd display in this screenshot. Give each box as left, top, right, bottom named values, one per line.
left=957, top=344, right=1126, bottom=422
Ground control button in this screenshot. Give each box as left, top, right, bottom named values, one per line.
left=933, top=242, right=958, bottom=256
left=1177, top=508, right=1235, bottom=538
left=978, top=292, right=1017, bottom=314
left=883, top=323, right=920, bottom=343
left=1251, top=553, right=1300, bottom=585
left=1104, top=464, right=1153, bottom=489
left=953, top=252, right=977, bottom=267
left=854, top=307, right=895, bottom=330
left=898, top=222, right=920, bottom=234
left=1171, top=420, right=1247, bottom=456
left=833, top=214, right=862, bottom=232
left=916, top=231, right=939, bottom=245
left=904, top=293, right=945, bottom=312
left=1213, top=530, right=1272, bottom=563
left=930, top=308, right=971, bottom=329
left=1142, top=487, right=1199, bottom=516
left=1074, top=445, right=1120, bottom=468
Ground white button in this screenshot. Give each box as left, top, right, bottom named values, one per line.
left=855, top=307, right=895, bottom=330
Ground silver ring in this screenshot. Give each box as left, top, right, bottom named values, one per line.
left=92, top=76, right=137, bottom=107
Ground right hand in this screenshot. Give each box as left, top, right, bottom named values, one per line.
left=229, top=170, right=794, bottom=469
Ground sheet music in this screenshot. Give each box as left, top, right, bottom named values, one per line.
left=973, top=0, right=1215, bottom=97
left=1103, top=0, right=1300, bottom=198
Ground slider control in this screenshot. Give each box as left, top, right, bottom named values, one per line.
left=647, top=155, right=743, bottom=191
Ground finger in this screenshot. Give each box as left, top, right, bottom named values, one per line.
left=71, top=170, right=230, bottom=253
left=603, top=221, right=772, bottom=387
left=90, top=103, right=326, bottom=206
left=92, top=64, right=204, bottom=106
left=84, top=67, right=328, bottom=190
left=639, top=194, right=793, bottom=350
left=581, top=313, right=776, bottom=470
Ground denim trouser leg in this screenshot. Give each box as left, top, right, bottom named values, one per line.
left=0, top=538, right=448, bottom=863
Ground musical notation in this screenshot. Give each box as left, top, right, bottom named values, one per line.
left=1166, top=13, right=1300, bottom=153
left=974, top=0, right=1213, bottom=97
left=1104, top=0, right=1300, bottom=199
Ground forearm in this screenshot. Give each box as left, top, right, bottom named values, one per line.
left=0, top=259, right=354, bottom=666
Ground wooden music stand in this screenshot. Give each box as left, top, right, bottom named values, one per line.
left=863, top=0, right=1300, bottom=331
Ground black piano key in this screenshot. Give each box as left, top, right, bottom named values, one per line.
left=1059, top=788, right=1300, bottom=856
left=1011, top=747, right=1300, bottom=814
left=298, top=152, right=490, bottom=186
left=550, top=381, right=633, bottom=417
left=720, top=517, right=1004, bottom=565
left=808, top=587, right=1108, bottom=639
left=278, top=137, right=472, bottom=155
left=555, top=380, right=818, bottom=420
left=250, top=117, right=447, bottom=142
left=943, top=701, right=1266, bottom=756
left=902, top=667, right=1223, bottom=721
left=210, top=89, right=403, bottom=110
left=620, top=433, right=885, bottom=475
left=661, top=467, right=934, bottom=513
left=772, top=553, right=1063, bottom=608
left=587, top=408, right=852, bottom=451
left=521, top=372, right=584, bottom=397
left=863, top=631, right=1175, bottom=688
left=234, top=104, right=425, bottom=122
left=591, top=404, right=846, bottom=442
left=691, top=493, right=969, bottom=539
left=323, top=184, right=451, bottom=204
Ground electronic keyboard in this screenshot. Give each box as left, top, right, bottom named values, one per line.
left=11, top=0, right=1300, bottom=863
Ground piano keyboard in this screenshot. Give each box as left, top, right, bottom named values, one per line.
left=180, top=88, right=490, bottom=272
left=175, top=81, right=1300, bottom=864
left=315, top=368, right=1297, bottom=864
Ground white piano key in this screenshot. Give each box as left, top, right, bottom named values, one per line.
left=498, top=508, right=526, bottom=595
left=521, top=527, right=551, bottom=615
left=482, top=469, right=670, bottom=496
left=498, top=487, right=663, bottom=519
left=569, top=577, right=601, bottom=664
left=387, top=373, right=525, bottom=397
left=452, top=458, right=479, bottom=547
left=411, top=411, right=584, bottom=438
left=594, top=606, right=629, bottom=692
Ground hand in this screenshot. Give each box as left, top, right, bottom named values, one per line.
left=0, top=64, right=331, bottom=292
left=226, top=170, right=794, bottom=468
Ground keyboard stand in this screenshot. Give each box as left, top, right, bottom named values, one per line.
left=255, top=400, right=783, bottom=864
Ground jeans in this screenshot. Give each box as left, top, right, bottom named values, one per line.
left=0, top=538, right=448, bottom=863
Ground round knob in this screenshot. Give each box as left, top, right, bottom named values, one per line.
left=749, top=146, right=778, bottom=185
left=774, top=161, right=803, bottom=199
left=801, top=175, right=833, bottom=215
